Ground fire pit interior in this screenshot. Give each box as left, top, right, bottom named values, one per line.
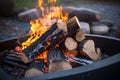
left=0, top=34, right=120, bottom=80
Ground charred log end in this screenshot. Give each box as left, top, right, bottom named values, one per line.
left=49, top=60, right=72, bottom=73
left=80, top=40, right=101, bottom=61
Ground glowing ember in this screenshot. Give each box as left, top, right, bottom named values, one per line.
left=21, top=0, right=69, bottom=50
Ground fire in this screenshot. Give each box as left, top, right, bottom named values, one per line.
left=21, top=0, right=69, bottom=50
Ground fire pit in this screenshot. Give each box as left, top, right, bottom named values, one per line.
left=0, top=34, right=120, bottom=80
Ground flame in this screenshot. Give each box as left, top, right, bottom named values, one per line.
left=35, top=50, right=48, bottom=62
left=21, top=0, right=69, bottom=50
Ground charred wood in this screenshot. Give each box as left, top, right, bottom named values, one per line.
left=22, top=16, right=80, bottom=63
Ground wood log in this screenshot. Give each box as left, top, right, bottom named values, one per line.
left=49, top=60, right=72, bottom=73
left=67, top=16, right=80, bottom=35
left=75, top=30, right=85, bottom=42
left=69, top=8, right=103, bottom=22
left=3, top=59, right=28, bottom=69
left=25, top=68, right=44, bottom=78
left=21, top=16, right=80, bottom=63
left=65, top=37, right=77, bottom=51
left=79, top=40, right=101, bottom=61
left=25, top=60, right=45, bottom=78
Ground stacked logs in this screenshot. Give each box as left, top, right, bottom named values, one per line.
left=64, top=28, right=101, bottom=61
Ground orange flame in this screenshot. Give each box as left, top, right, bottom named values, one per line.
left=21, top=0, right=69, bottom=50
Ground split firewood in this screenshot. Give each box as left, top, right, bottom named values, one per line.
left=91, top=24, right=109, bottom=35
left=69, top=8, right=103, bottom=22
left=47, top=48, right=72, bottom=73
left=67, top=16, right=80, bottom=35
left=21, top=16, right=80, bottom=63
left=65, top=37, right=77, bottom=51
left=49, top=60, right=72, bottom=73
left=75, top=30, right=85, bottom=42
left=25, top=68, right=44, bottom=78
left=25, top=60, right=45, bottom=78
left=80, top=22, right=90, bottom=34
left=79, top=40, right=101, bottom=61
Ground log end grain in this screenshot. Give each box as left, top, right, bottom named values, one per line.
left=25, top=68, right=44, bottom=78
left=49, top=60, right=72, bottom=73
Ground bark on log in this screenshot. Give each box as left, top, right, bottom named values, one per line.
left=22, top=16, right=80, bottom=63
left=69, top=8, right=103, bottom=22
left=79, top=40, right=101, bottom=61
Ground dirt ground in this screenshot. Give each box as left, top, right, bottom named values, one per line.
left=0, top=1, right=120, bottom=41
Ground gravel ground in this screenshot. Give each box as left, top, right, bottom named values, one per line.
left=0, top=2, right=120, bottom=41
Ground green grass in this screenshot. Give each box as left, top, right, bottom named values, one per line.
left=16, top=0, right=120, bottom=10
left=16, top=0, right=37, bottom=9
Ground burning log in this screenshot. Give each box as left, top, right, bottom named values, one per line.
left=3, top=59, right=28, bottom=69
left=79, top=40, right=101, bottom=61
left=21, top=16, right=80, bottom=63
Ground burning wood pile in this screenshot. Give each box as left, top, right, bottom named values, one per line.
left=0, top=0, right=111, bottom=79
left=0, top=16, right=105, bottom=79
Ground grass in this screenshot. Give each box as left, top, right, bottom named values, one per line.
left=16, top=0, right=37, bottom=9
left=16, top=0, right=120, bottom=10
